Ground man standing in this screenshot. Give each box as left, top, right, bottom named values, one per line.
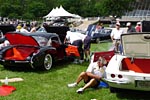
left=126, top=22, right=136, bottom=33
left=110, top=22, right=124, bottom=52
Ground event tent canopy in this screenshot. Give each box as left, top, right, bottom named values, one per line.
left=43, top=6, right=81, bottom=18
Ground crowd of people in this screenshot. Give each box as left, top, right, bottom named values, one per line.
left=15, top=22, right=38, bottom=33
left=0, top=19, right=40, bottom=34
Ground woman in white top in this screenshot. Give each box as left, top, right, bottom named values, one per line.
left=67, top=56, right=107, bottom=93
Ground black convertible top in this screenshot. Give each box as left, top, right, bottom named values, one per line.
left=6, top=31, right=59, bottom=39
left=0, top=24, right=16, bottom=34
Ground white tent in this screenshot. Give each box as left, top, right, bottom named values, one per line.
left=43, top=6, right=81, bottom=18
left=43, top=8, right=55, bottom=18
left=43, top=7, right=59, bottom=18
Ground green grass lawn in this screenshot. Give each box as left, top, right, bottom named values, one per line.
left=0, top=41, right=149, bottom=100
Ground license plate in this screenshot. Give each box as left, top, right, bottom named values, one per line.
left=136, top=81, right=150, bottom=88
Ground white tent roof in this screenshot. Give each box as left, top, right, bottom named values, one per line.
left=43, top=6, right=81, bottom=18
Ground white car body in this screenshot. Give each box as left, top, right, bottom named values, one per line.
left=105, top=33, right=150, bottom=92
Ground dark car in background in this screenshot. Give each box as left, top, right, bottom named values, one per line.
left=0, top=24, right=16, bottom=43
left=0, top=24, right=15, bottom=35
left=91, top=28, right=112, bottom=43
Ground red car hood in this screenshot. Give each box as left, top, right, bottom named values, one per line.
left=5, top=32, right=39, bottom=46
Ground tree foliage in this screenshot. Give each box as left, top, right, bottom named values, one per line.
left=98, top=0, right=135, bottom=18
left=0, top=0, right=135, bottom=20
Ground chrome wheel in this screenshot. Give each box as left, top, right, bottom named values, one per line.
left=43, top=54, right=52, bottom=70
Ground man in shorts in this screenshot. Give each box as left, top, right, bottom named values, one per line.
left=78, top=33, right=91, bottom=62
left=83, top=35, right=91, bottom=61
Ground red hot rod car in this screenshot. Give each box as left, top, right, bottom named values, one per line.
left=0, top=31, right=80, bottom=70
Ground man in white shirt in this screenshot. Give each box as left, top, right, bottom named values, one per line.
left=110, top=22, right=124, bottom=52
left=64, top=31, right=84, bottom=63
left=74, top=32, right=91, bottom=62
left=67, top=56, right=107, bottom=93
left=64, top=31, right=82, bottom=44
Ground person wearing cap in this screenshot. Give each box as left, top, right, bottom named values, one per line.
left=67, top=56, right=107, bottom=93
left=135, top=22, right=141, bottom=32
left=16, top=24, right=22, bottom=32
left=126, top=22, right=136, bottom=33
left=110, top=22, right=124, bottom=52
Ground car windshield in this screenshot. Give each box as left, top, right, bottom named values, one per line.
left=33, top=36, right=48, bottom=46
left=100, top=29, right=106, bottom=34
left=122, top=33, right=150, bottom=57
left=36, top=27, right=46, bottom=32
left=105, top=29, right=111, bottom=33
left=100, top=29, right=111, bottom=34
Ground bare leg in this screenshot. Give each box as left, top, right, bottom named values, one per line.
left=75, top=72, right=89, bottom=84
left=114, top=41, right=119, bottom=52
left=84, top=49, right=90, bottom=61
left=82, top=78, right=98, bottom=90
left=68, top=72, right=89, bottom=88
left=84, top=50, right=87, bottom=59
left=86, top=50, right=90, bottom=59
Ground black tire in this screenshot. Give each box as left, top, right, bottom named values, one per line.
left=41, top=54, right=53, bottom=71
left=110, top=87, right=118, bottom=93
left=4, top=65, right=10, bottom=69
left=96, top=38, right=101, bottom=44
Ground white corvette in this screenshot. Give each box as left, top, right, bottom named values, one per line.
left=105, top=33, right=150, bottom=92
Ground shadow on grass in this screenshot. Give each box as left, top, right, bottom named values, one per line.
left=1, top=58, right=89, bottom=73
left=91, top=39, right=111, bottom=44
left=0, top=60, right=71, bottom=73
left=50, top=59, right=89, bottom=72
left=116, top=89, right=150, bottom=100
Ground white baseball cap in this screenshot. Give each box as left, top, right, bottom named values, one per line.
left=137, top=22, right=141, bottom=25
left=116, top=22, right=120, bottom=26
left=126, top=22, right=131, bottom=26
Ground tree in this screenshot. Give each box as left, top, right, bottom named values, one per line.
left=58, top=0, right=99, bottom=17
left=0, top=0, right=136, bottom=20
left=22, top=12, right=34, bottom=20
left=28, top=2, right=47, bottom=19
left=98, top=0, right=135, bottom=18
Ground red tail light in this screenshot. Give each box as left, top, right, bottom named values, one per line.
left=111, top=74, right=115, bottom=78
left=118, top=74, right=123, bottom=78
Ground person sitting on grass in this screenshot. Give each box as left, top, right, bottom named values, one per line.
left=67, top=56, right=107, bottom=94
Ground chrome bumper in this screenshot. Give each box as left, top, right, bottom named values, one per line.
left=104, top=78, right=150, bottom=91
left=105, top=79, right=130, bottom=84
left=0, top=59, right=34, bottom=69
